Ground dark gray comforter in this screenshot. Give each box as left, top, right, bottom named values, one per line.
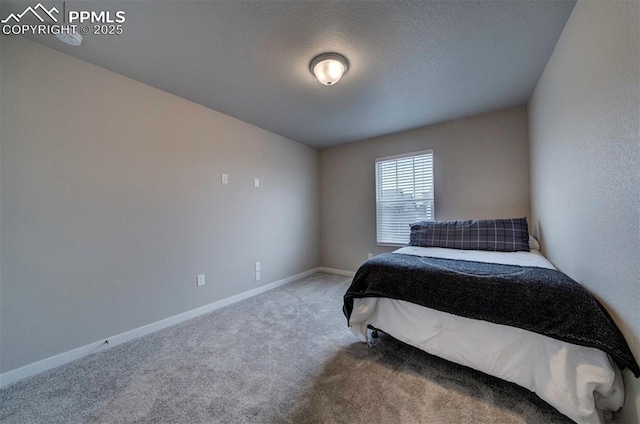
left=343, top=252, right=639, bottom=377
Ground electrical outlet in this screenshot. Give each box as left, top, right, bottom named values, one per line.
left=221, top=173, right=228, bottom=184
left=255, top=261, right=261, bottom=272
left=368, top=253, right=374, bottom=259
left=197, top=274, right=205, bottom=287
left=254, top=178, right=260, bottom=188
left=255, top=271, right=261, bottom=281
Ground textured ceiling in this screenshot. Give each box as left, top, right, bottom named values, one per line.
left=1, top=0, right=576, bottom=148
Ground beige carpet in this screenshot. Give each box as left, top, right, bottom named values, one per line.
left=0, top=272, right=585, bottom=423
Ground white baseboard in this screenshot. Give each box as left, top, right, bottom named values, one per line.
left=0, top=267, right=325, bottom=388
left=317, top=266, right=355, bottom=277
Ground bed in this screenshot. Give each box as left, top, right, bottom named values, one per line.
left=343, top=219, right=638, bottom=424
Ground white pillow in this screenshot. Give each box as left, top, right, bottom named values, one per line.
left=529, top=235, right=540, bottom=251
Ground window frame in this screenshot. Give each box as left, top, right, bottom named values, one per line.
left=375, top=149, right=435, bottom=246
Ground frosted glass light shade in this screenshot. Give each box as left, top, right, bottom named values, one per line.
left=310, top=53, right=349, bottom=86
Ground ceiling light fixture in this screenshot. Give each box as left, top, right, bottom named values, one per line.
left=309, top=53, right=349, bottom=86
left=55, top=32, right=83, bottom=46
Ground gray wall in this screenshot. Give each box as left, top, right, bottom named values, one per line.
left=0, top=37, right=320, bottom=373
left=0, top=34, right=3, bottom=371
left=528, top=1, right=639, bottom=421
left=320, top=106, right=530, bottom=271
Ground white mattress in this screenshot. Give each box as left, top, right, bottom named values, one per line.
left=348, top=246, right=624, bottom=424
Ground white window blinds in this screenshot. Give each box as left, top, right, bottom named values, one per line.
left=375, top=150, right=434, bottom=245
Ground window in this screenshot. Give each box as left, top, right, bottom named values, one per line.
left=376, top=150, right=434, bottom=245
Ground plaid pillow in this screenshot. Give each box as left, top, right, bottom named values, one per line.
left=409, top=218, right=530, bottom=252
